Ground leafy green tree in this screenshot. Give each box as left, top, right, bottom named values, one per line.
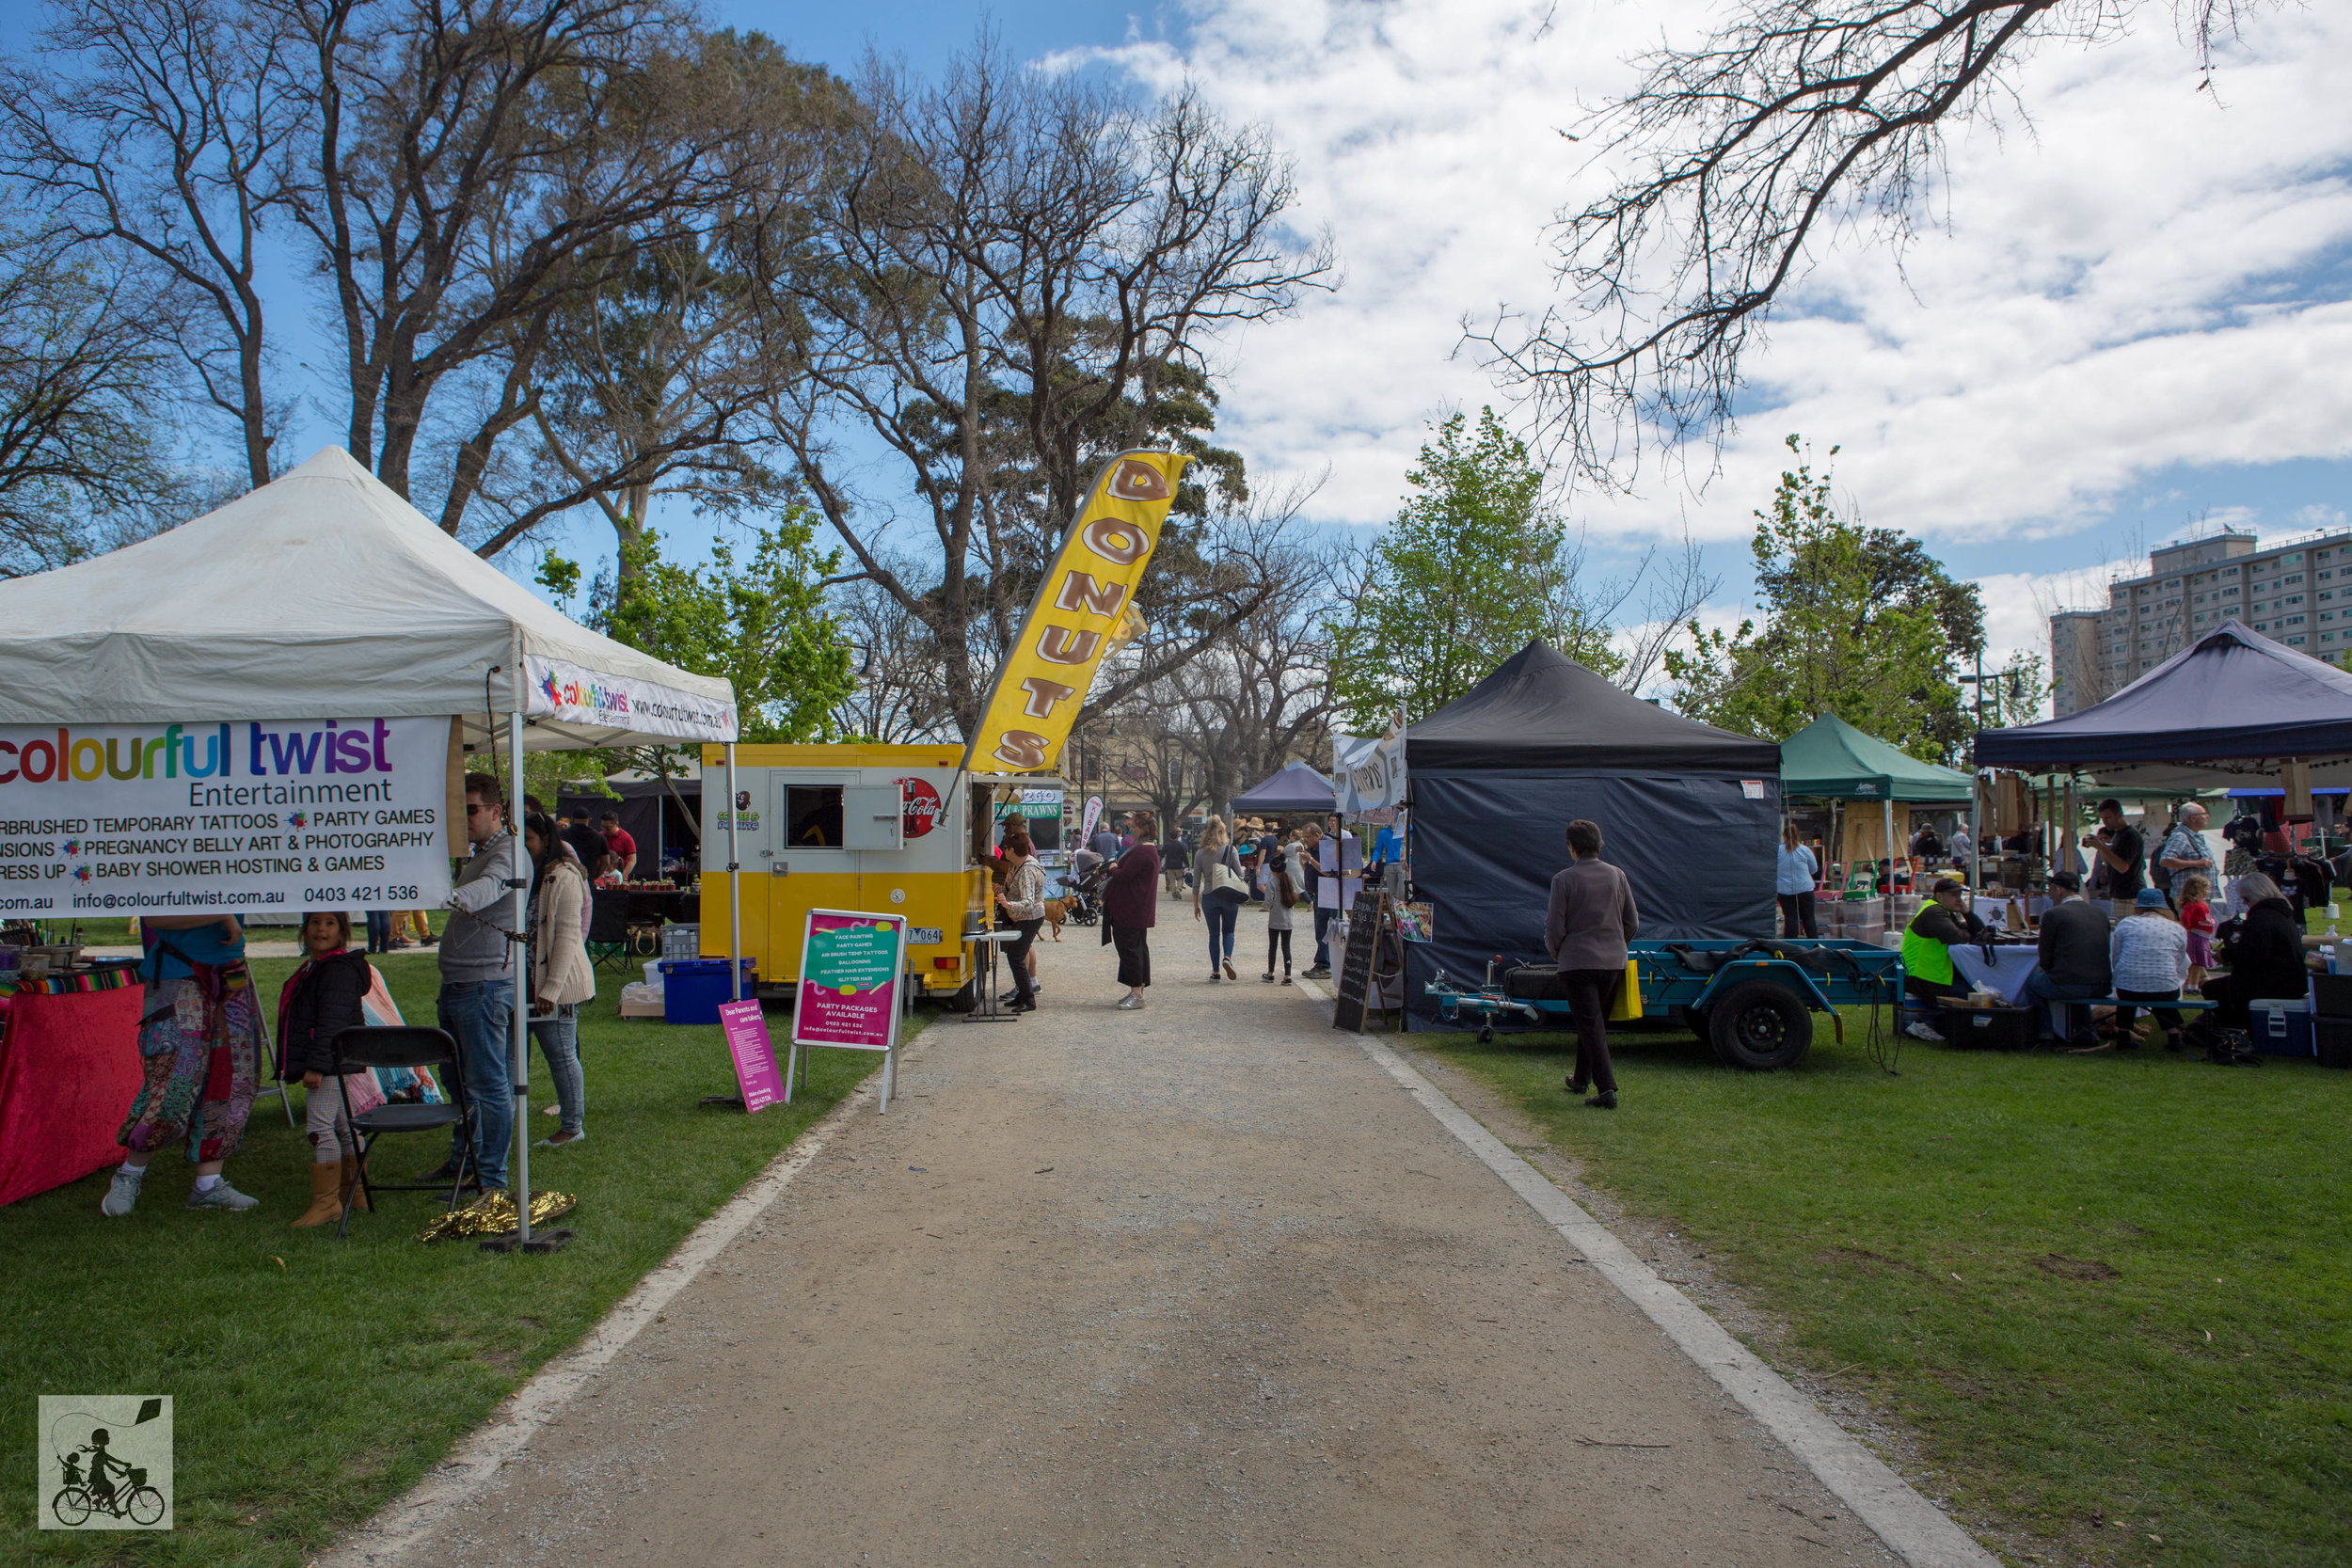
left=536, top=509, right=855, bottom=837
left=1666, top=436, right=1978, bottom=762
left=1327, top=407, right=1620, bottom=731
left=605, top=510, right=855, bottom=744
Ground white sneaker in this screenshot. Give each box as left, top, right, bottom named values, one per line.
left=1902, top=1021, right=1946, bottom=1043
left=1117, top=994, right=1146, bottom=1010
left=101, top=1165, right=145, bottom=1217
left=186, top=1180, right=260, bottom=1211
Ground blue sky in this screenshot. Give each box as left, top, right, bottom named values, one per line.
left=14, top=0, right=2350, bottom=689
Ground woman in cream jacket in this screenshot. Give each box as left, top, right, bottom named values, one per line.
left=525, top=812, right=596, bottom=1147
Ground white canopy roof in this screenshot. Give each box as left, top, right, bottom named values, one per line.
left=0, top=447, right=736, bottom=751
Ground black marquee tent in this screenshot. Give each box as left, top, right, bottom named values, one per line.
left=1978, top=620, right=2352, bottom=770
left=1404, top=641, right=1783, bottom=1021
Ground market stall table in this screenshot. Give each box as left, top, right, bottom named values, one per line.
left=1949, top=942, right=2042, bottom=1004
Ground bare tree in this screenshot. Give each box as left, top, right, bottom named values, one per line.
left=1473, top=0, right=2269, bottom=488
left=3, top=0, right=306, bottom=486
left=1612, top=531, right=1722, bottom=694
left=464, top=32, right=861, bottom=562
left=0, top=236, right=191, bottom=573
left=1107, top=494, right=1345, bottom=818
left=761, top=38, right=1335, bottom=739
left=280, top=0, right=772, bottom=528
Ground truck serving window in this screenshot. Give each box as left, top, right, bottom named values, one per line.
left=788, top=784, right=845, bottom=847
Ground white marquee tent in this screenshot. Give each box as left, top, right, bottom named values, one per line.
left=0, top=447, right=744, bottom=1245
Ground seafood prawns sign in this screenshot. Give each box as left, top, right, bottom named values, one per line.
left=966, top=451, right=1188, bottom=774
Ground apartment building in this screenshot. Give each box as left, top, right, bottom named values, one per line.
left=2047, top=528, right=2352, bottom=715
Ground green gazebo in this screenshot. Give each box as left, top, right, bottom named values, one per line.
left=1778, top=712, right=1974, bottom=867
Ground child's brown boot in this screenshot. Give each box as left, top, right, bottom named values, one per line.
left=292, top=1162, right=343, bottom=1228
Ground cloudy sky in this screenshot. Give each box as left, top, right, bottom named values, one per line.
left=729, top=0, right=2352, bottom=679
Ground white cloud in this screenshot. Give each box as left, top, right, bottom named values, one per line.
left=1073, top=0, right=2352, bottom=554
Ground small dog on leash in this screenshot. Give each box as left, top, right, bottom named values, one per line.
left=1041, top=899, right=1067, bottom=940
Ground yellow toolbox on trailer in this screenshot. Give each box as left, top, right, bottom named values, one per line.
left=699, top=743, right=993, bottom=1000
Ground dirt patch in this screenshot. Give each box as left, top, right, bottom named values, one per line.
left=2033, top=1253, right=2120, bottom=1281
left=1822, top=1244, right=1920, bottom=1275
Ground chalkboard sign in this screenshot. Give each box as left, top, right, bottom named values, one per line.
left=1331, top=886, right=1388, bottom=1033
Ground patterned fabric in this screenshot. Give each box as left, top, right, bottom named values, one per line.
left=2109, top=914, right=2189, bottom=995
left=118, top=960, right=264, bottom=1163
left=0, top=961, right=142, bottom=999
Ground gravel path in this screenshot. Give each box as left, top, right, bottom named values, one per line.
left=344, top=898, right=1904, bottom=1567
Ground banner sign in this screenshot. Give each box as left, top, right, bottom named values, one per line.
left=790, top=909, right=910, bottom=1113
left=524, top=654, right=738, bottom=743
left=0, top=717, right=454, bottom=918
left=994, top=786, right=1063, bottom=820
left=1079, top=795, right=1104, bottom=846
left=718, top=998, right=787, bottom=1114
left=1334, top=714, right=1406, bottom=814
left=964, top=451, right=1188, bottom=774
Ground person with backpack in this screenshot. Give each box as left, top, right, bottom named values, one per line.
left=1262, top=847, right=1297, bottom=984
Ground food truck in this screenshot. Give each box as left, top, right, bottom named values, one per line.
left=698, top=743, right=1054, bottom=1002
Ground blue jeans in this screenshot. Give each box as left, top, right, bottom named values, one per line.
left=1203, top=894, right=1241, bottom=968
left=2016, top=970, right=2105, bottom=1043
left=1312, top=906, right=1334, bottom=969
left=530, top=1005, right=584, bottom=1135
left=438, top=980, right=515, bottom=1189
left=366, top=911, right=391, bottom=952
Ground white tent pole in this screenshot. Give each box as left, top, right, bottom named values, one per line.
left=727, top=743, right=741, bottom=1005
left=510, top=692, right=531, bottom=1246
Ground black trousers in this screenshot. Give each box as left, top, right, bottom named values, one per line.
left=1001, top=918, right=1042, bottom=1000
left=1267, top=927, right=1292, bottom=974
left=2113, top=987, right=2185, bottom=1038
left=1904, top=974, right=1966, bottom=1012
left=1562, top=967, right=1622, bottom=1094
left=1777, top=892, right=1818, bottom=938
left=1112, top=923, right=1151, bottom=989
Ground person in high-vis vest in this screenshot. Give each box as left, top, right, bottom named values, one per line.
left=1899, top=879, right=1990, bottom=1042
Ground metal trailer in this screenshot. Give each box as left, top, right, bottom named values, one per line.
left=1423, top=938, right=1906, bottom=1070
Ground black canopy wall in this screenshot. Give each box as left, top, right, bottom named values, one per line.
left=1402, top=642, right=1783, bottom=1021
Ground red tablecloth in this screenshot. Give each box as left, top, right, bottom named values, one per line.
left=0, top=987, right=146, bottom=1206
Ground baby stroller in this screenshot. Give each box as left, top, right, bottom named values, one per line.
left=1059, top=852, right=1108, bottom=927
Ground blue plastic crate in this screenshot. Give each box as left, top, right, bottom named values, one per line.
left=658, top=957, right=757, bottom=1025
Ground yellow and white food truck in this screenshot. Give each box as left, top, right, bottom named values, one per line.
left=698, top=742, right=1009, bottom=1001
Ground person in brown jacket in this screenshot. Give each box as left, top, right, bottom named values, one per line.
left=1103, top=812, right=1162, bottom=1010
left=1544, top=818, right=1640, bottom=1109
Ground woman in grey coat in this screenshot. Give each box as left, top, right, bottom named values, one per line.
left=1543, top=818, right=1640, bottom=1109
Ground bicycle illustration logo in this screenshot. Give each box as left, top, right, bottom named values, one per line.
left=39, top=1395, right=172, bottom=1530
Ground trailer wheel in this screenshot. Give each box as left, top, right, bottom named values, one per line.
left=1476, top=1026, right=1493, bottom=1043
left=1706, top=980, right=1812, bottom=1070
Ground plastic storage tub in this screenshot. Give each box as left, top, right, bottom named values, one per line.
left=1941, top=1005, right=2039, bottom=1051
left=659, top=958, right=757, bottom=1025
left=2248, top=997, right=2314, bottom=1057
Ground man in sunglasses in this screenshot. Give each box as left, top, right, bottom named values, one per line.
left=422, top=772, right=525, bottom=1197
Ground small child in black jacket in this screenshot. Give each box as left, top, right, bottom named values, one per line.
left=276, top=911, right=373, bottom=1228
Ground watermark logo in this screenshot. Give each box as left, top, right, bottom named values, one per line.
left=39, top=1395, right=172, bottom=1530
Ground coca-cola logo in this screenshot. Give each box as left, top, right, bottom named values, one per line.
left=897, top=777, right=942, bottom=838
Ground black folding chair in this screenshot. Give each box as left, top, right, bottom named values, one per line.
left=328, top=1025, right=477, bottom=1240
left=587, top=889, right=631, bottom=974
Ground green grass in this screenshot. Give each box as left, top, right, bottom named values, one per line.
left=1422, top=1011, right=2352, bottom=1568
left=2, top=960, right=894, bottom=1567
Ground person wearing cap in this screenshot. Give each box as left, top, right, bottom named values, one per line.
left=2017, top=870, right=2110, bottom=1048
left=1898, top=878, right=1991, bottom=1041
left=2108, top=887, right=2189, bottom=1046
